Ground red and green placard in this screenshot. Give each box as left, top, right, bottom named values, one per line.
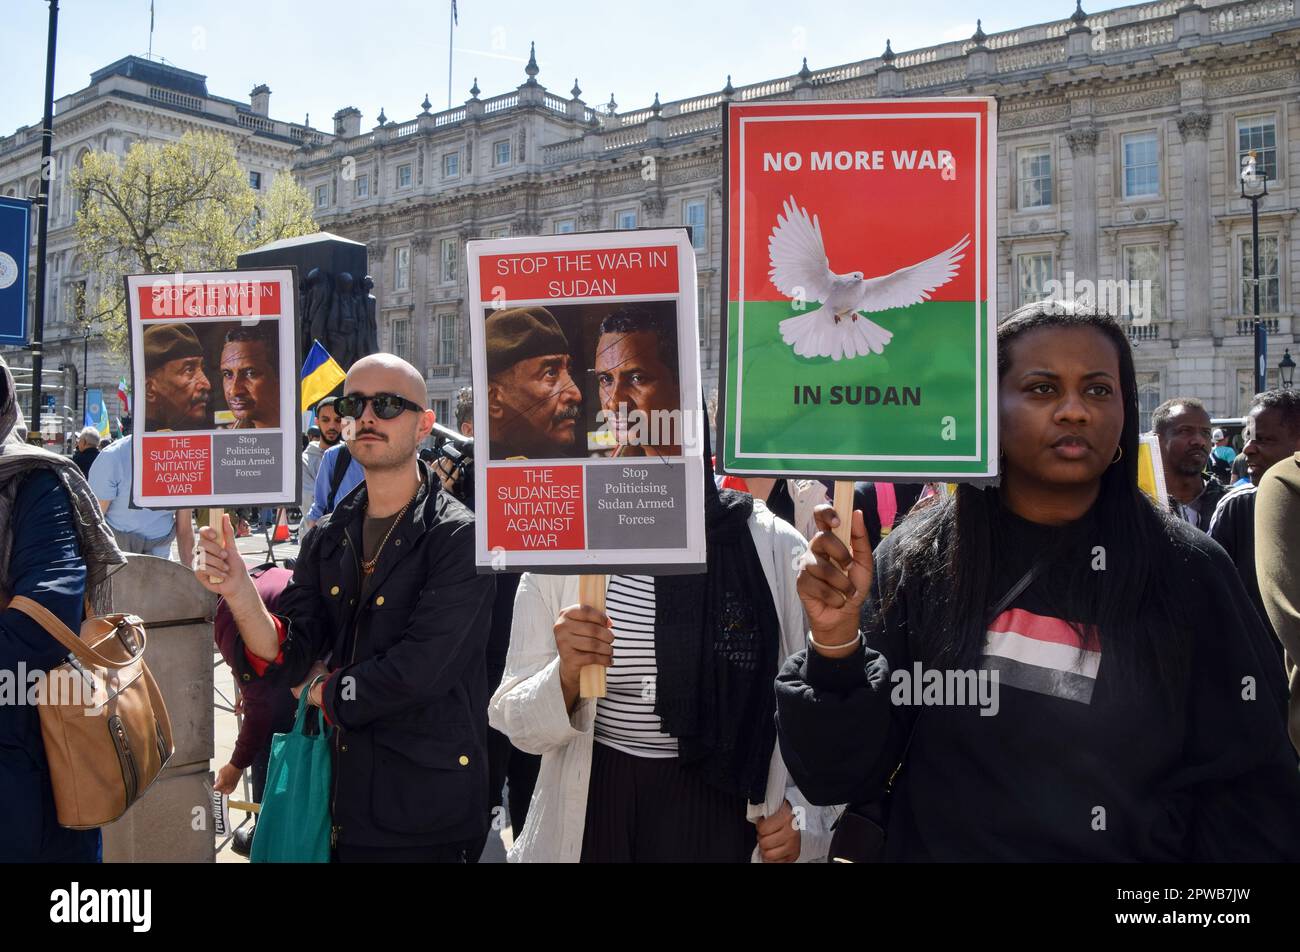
left=719, top=98, right=998, bottom=479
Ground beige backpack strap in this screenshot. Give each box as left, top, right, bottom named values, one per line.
left=8, top=594, right=145, bottom=670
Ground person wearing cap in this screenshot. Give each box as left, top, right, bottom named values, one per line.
left=1210, top=427, right=1237, bottom=484
left=486, top=306, right=583, bottom=460
left=143, top=322, right=212, bottom=432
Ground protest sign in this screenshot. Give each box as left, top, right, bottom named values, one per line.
left=466, top=229, right=706, bottom=575
left=125, top=268, right=300, bottom=509
left=720, top=98, right=998, bottom=480
left=0, top=197, right=32, bottom=346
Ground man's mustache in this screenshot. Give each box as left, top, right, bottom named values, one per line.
left=553, top=405, right=581, bottom=424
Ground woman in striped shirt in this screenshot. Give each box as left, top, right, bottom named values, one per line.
left=489, top=481, right=839, bottom=863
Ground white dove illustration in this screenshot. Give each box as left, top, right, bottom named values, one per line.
left=767, top=195, right=971, bottom=361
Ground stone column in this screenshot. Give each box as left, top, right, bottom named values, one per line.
left=1177, top=111, right=1213, bottom=338
left=1065, top=126, right=1101, bottom=284
left=102, top=556, right=218, bottom=861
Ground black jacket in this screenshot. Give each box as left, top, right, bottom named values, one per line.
left=775, top=505, right=1300, bottom=861
left=235, top=461, right=495, bottom=850
left=1168, top=472, right=1227, bottom=534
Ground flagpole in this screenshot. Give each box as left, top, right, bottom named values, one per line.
left=447, top=0, right=454, bottom=109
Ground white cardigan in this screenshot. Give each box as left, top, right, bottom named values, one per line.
left=488, top=500, right=840, bottom=863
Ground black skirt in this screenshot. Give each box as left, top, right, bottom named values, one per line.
left=580, top=741, right=757, bottom=863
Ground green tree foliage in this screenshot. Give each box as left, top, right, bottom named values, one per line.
left=71, top=131, right=317, bottom=350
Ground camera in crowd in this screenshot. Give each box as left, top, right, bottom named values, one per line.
left=422, top=422, right=474, bottom=509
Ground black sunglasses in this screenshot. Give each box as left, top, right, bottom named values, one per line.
left=336, top=392, right=426, bottom=420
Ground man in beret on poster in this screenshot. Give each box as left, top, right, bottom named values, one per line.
left=143, top=323, right=212, bottom=431
left=485, top=306, right=583, bottom=459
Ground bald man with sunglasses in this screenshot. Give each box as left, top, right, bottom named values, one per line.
left=194, top=353, right=496, bottom=862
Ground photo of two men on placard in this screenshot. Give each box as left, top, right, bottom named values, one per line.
left=141, top=319, right=282, bottom=433
left=483, top=300, right=684, bottom=462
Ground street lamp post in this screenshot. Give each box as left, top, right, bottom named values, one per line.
left=80, top=328, right=89, bottom=420
left=1281, top=349, right=1296, bottom=390
left=1240, top=150, right=1269, bottom=395
left=29, top=0, right=60, bottom=435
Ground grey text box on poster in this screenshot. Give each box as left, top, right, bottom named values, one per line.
left=213, top=431, right=281, bottom=494
left=586, top=463, right=687, bottom=550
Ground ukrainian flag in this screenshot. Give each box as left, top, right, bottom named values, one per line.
left=300, top=340, right=347, bottom=410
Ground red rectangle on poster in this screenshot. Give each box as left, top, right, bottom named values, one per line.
left=477, top=245, right=679, bottom=302
left=486, top=465, right=585, bottom=551
left=137, top=280, right=283, bottom=320
left=140, top=435, right=212, bottom=498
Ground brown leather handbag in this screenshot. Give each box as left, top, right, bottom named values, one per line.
left=9, top=595, right=174, bottom=829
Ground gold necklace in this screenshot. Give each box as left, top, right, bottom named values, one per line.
left=360, top=492, right=417, bottom=575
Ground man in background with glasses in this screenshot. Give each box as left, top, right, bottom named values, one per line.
left=193, top=353, right=496, bottom=863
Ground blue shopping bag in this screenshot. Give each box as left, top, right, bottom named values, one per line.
left=250, top=687, right=333, bottom=863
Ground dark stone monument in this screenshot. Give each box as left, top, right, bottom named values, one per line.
left=238, top=232, right=378, bottom=380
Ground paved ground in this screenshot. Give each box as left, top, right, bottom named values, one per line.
left=201, top=525, right=510, bottom=863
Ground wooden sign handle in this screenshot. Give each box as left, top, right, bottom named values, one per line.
left=832, top=481, right=854, bottom=551
left=208, top=507, right=225, bottom=584
left=578, top=573, right=608, bottom=699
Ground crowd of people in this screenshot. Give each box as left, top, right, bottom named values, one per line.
left=3, top=295, right=1300, bottom=862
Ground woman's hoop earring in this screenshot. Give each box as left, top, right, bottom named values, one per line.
left=1112, top=446, right=1124, bottom=464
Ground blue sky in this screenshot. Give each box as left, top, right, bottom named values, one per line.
left=4, top=0, right=1070, bottom=136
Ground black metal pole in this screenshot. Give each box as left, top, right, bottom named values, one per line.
left=29, top=0, right=59, bottom=435
left=1251, top=195, right=1265, bottom=395
left=80, top=331, right=87, bottom=419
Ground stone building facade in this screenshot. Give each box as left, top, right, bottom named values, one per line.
left=300, top=0, right=1299, bottom=429
left=0, top=55, right=326, bottom=437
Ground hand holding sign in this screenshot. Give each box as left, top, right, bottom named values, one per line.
left=797, top=504, right=873, bottom=656
left=554, top=602, right=614, bottom=712
left=192, top=513, right=254, bottom=600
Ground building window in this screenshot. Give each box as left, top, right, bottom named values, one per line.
left=697, top=283, right=708, bottom=366
left=1136, top=371, right=1161, bottom=433
left=432, top=398, right=450, bottom=424
left=493, top=140, right=511, bottom=167
left=396, top=164, right=412, bottom=189
left=1017, top=145, right=1052, bottom=209
left=617, top=209, right=637, bottom=230
left=440, top=238, right=458, bottom=283
left=684, top=200, right=707, bottom=251
left=1121, top=243, right=1164, bottom=323
left=554, top=218, right=576, bottom=234
left=490, top=226, right=510, bottom=239
left=355, top=174, right=369, bottom=199
left=248, top=171, right=262, bottom=190
left=443, top=152, right=460, bottom=178
left=1237, top=114, right=1278, bottom=183
left=1121, top=131, right=1159, bottom=199
left=391, top=318, right=411, bottom=361
left=1238, top=234, right=1280, bottom=314
left=1016, top=252, right=1054, bottom=306
left=438, top=314, right=457, bottom=365
left=314, top=184, right=329, bottom=208
left=394, top=246, right=410, bottom=291
left=1237, top=367, right=1282, bottom=414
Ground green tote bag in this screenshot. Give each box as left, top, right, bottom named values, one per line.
left=250, top=685, right=333, bottom=863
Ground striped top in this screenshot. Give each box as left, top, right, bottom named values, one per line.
left=593, top=575, right=678, bottom=758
